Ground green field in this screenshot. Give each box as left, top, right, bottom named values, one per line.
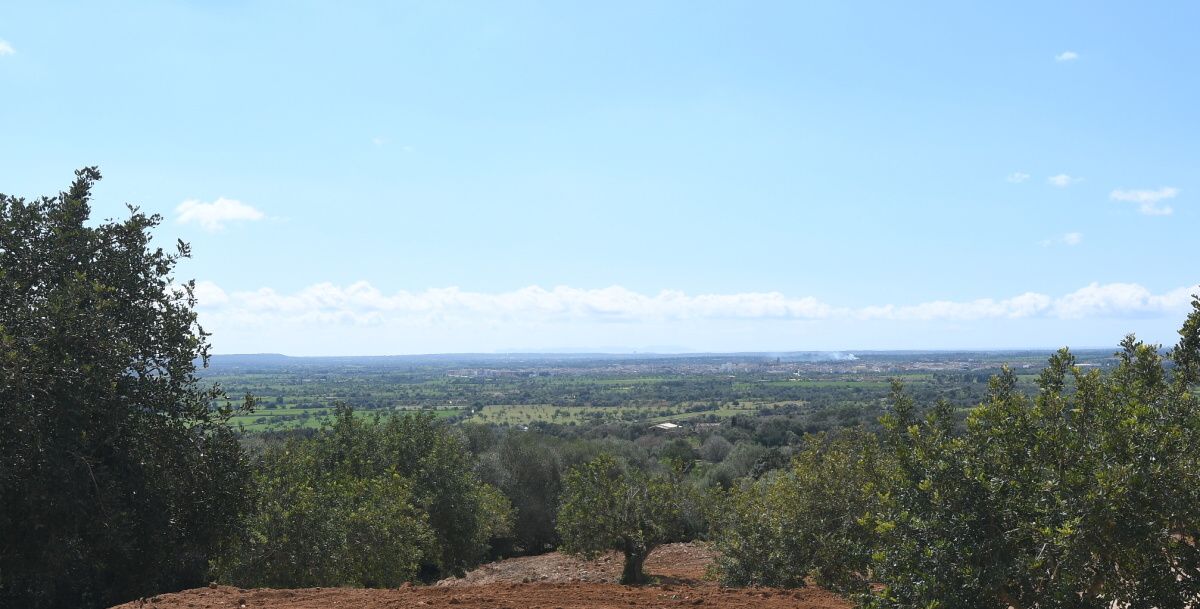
left=465, top=401, right=763, bottom=425
left=231, top=406, right=462, bottom=432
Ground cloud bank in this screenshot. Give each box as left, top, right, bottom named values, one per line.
left=187, top=281, right=1200, bottom=354
left=193, top=281, right=1198, bottom=326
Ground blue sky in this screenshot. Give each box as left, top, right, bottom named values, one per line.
left=1, top=1, right=1197, bottom=354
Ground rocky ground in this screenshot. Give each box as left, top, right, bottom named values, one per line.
left=110, top=543, right=852, bottom=609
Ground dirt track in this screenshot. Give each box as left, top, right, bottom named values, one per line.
left=110, top=544, right=852, bottom=609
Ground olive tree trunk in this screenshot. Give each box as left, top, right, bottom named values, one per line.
left=621, top=543, right=653, bottom=585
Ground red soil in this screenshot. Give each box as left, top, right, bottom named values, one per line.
left=434, top=542, right=717, bottom=587
left=110, top=543, right=852, bottom=609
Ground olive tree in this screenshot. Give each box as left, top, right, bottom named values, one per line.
left=0, top=169, right=252, bottom=608
left=556, top=454, right=688, bottom=584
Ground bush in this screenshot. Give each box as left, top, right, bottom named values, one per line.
left=698, top=434, right=733, bottom=462
left=212, top=442, right=434, bottom=587
left=714, top=429, right=885, bottom=592
left=214, top=407, right=512, bottom=586
left=865, top=303, right=1200, bottom=608
left=379, top=411, right=513, bottom=577
left=489, top=432, right=564, bottom=554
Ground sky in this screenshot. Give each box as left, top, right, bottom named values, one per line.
left=1, top=1, right=1197, bottom=355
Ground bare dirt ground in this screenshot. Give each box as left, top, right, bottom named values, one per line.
left=110, top=543, right=852, bottom=609
left=434, top=542, right=716, bottom=587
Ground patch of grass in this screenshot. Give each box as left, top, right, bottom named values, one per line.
left=232, top=406, right=462, bottom=432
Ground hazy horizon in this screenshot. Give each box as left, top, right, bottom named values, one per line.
left=209, top=344, right=1126, bottom=359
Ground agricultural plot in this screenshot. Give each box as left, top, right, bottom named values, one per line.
left=231, top=406, right=461, bottom=432
left=466, top=402, right=762, bottom=425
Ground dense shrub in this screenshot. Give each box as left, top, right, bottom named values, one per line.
left=486, top=432, right=565, bottom=554
left=698, top=434, right=733, bottom=462
left=211, top=443, right=433, bottom=587
left=865, top=305, right=1200, bottom=608
left=714, top=429, right=886, bottom=592
left=213, top=407, right=512, bottom=586
left=379, top=412, right=513, bottom=576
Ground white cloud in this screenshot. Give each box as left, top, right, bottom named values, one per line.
left=0, top=40, right=14, bottom=56
left=193, top=280, right=230, bottom=306
left=1048, top=174, right=1081, bottom=187
left=203, top=283, right=837, bottom=324
left=1110, top=187, right=1179, bottom=216
left=193, top=281, right=1199, bottom=327
left=1007, top=172, right=1031, bottom=183
left=372, top=136, right=387, bottom=147
left=856, top=293, right=1054, bottom=322
left=1055, top=51, right=1079, bottom=62
left=176, top=197, right=265, bottom=231
left=1051, top=283, right=1195, bottom=319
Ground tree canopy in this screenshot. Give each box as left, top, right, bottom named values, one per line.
left=0, top=168, right=252, bottom=609
left=212, top=406, right=514, bottom=586
left=557, top=454, right=693, bottom=584
left=866, top=314, right=1200, bottom=608
left=714, top=428, right=887, bottom=593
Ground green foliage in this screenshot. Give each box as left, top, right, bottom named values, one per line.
left=659, top=438, right=698, bottom=470
left=213, top=407, right=513, bottom=587
left=714, top=429, right=886, bottom=592
left=479, top=431, right=565, bottom=554
left=698, top=434, right=733, bottom=462
left=473, top=481, right=517, bottom=549
left=0, top=169, right=252, bottom=609
left=865, top=303, right=1200, bottom=609
left=209, top=417, right=434, bottom=586
left=379, top=410, right=514, bottom=576
left=557, top=454, right=692, bottom=584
